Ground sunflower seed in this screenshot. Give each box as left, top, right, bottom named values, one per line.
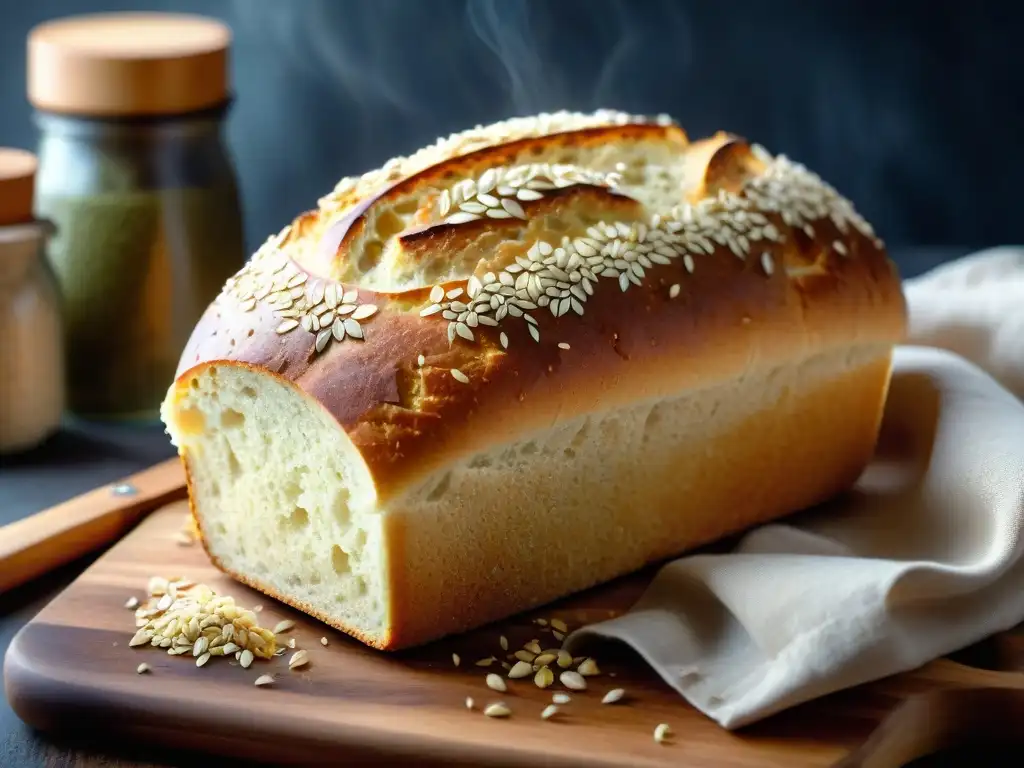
left=552, top=692, right=572, bottom=705
left=320, top=637, right=329, bottom=646
left=499, top=636, right=508, bottom=651
left=534, top=666, right=554, bottom=689
left=560, top=671, right=586, bottom=690
left=450, top=369, right=469, bottom=384
left=508, top=661, right=534, bottom=679
left=540, top=704, right=559, bottom=720
left=476, top=657, right=496, bottom=667
left=577, top=658, right=600, bottom=676
left=484, top=702, right=511, bottom=718
left=445, top=212, right=481, bottom=225
left=654, top=723, right=672, bottom=743
left=273, top=620, right=295, bottom=634
left=240, top=649, right=254, bottom=668
left=196, top=652, right=211, bottom=668
left=254, top=674, right=275, bottom=687
left=125, top=597, right=139, bottom=610
left=288, top=650, right=309, bottom=669
left=602, top=688, right=626, bottom=704
left=465, top=696, right=475, bottom=709
left=452, top=653, right=461, bottom=667
left=486, top=673, right=507, bottom=692
left=501, top=198, right=527, bottom=220
left=351, top=304, right=377, bottom=321
left=136, top=663, right=151, bottom=674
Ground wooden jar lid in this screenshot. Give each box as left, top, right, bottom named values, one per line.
left=0, top=149, right=37, bottom=226
left=27, top=12, right=231, bottom=117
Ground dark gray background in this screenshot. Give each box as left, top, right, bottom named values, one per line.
left=0, top=1, right=1020, bottom=764
left=1, top=0, right=1022, bottom=259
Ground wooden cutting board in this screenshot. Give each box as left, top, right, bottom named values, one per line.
left=5, top=501, right=1024, bottom=767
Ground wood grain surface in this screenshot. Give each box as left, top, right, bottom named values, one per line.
left=4, top=501, right=1024, bottom=767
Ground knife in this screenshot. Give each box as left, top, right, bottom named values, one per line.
left=0, top=457, right=186, bottom=593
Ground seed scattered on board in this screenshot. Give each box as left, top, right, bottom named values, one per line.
left=484, top=702, right=511, bottom=718
left=541, top=704, right=559, bottom=720
left=577, top=658, right=600, bottom=676
left=124, top=596, right=138, bottom=610
left=552, top=692, right=571, bottom=705
left=136, top=663, right=150, bottom=674
left=508, top=661, right=533, bottom=679
left=254, top=674, right=274, bottom=687
left=560, top=671, right=587, bottom=690
left=320, top=637, right=329, bottom=646
left=486, top=673, right=507, bottom=692
left=654, top=723, right=672, bottom=744
left=465, top=696, right=475, bottom=710
left=602, top=688, right=626, bottom=704
left=288, top=650, right=309, bottom=669
left=273, top=619, right=295, bottom=634
left=452, top=653, right=461, bottom=667
left=534, top=666, right=554, bottom=689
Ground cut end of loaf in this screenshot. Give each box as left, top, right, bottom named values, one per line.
left=160, top=365, right=391, bottom=648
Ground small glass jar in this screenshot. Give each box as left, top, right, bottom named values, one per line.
left=27, top=12, right=246, bottom=422
left=0, top=149, right=64, bottom=454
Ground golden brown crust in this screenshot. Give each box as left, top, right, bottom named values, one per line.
left=317, top=122, right=687, bottom=263
left=166, top=109, right=908, bottom=649
left=173, top=120, right=905, bottom=501
left=378, top=347, right=896, bottom=650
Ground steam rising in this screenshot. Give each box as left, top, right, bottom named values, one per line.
left=229, top=0, right=694, bottom=125
left=465, top=0, right=564, bottom=114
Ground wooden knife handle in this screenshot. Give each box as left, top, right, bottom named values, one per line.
left=0, top=457, right=186, bottom=594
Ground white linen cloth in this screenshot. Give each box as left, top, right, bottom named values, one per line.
left=566, top=246, right=1024, bottom=729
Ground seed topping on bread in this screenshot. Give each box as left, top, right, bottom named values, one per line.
left=217, top=109, right=880, bottom=364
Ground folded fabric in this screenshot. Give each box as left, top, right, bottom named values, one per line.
left=566, top=248, right=1024, bottom=730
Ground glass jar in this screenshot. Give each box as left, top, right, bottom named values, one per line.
left=27, top=12, right=245, bottom=422
left=0, top=149, right=64, bottom=454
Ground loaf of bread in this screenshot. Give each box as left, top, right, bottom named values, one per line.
left=161, top=110, right=907, bottom=650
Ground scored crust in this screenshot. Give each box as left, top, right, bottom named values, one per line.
left=163, top=109, right=907, bottom=649
left=171, top=110, right=905, bottom=501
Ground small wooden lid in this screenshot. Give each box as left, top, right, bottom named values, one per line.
left=0, top=149, right=37, bottom=226
left=27, top=12, right=231, bottom=117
